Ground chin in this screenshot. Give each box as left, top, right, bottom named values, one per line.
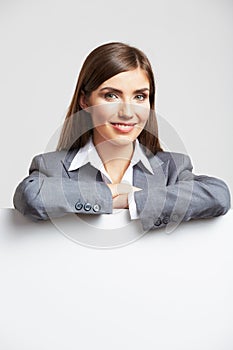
left=109, top=136, right=134, bottom=147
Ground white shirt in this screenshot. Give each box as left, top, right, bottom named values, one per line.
left=68, top=138, right=154, bottom=219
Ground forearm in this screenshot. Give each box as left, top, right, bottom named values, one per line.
left=136, top=175, right=231, bottom=231
left=13, top=174, right=113, bottom=221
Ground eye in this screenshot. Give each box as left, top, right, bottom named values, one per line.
left=135, top=94, right=147, bottom=101
left=104, top=93, right=118, bottom=100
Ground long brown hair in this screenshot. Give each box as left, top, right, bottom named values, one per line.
left=56, top=42, right=163, bottom=154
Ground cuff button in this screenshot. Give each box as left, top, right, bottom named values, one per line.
left=93, top=204, right=101, bottom=212
left=172, top=214, right=179, bottom=222
left=154, top=218, right=162, bottom=226
left=75, top=202, right=83, bottom=211
left=163, top=216, right=170, bottom=225
left=84, top=203, right=92, bottom=211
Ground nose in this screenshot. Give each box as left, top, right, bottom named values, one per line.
left=118, top=102, right=134, bottom=120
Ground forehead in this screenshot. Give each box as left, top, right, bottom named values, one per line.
left=99, top=68, right=150, bottom=89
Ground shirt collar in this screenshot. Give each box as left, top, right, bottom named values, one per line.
left=131, top=139, right=154, bottom=174
left=68, top=137, right=154, bottom=175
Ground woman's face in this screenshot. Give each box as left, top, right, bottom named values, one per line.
left=81, top=67, right=151, bottom=147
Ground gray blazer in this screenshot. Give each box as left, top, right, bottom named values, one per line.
left=13, top=148, right=231, bottom=231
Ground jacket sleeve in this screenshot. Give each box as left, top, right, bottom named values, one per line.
left=136, top=154, right=231, bottom=232
left=13, top=154, right=113, bottom=221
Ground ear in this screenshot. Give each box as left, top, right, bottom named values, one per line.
left=79, top=90, right=89, bottom=109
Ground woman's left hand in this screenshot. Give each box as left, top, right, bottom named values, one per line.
left=107, top=183, right=142, bottom=209
left=112, top=193, right=129, bottom=209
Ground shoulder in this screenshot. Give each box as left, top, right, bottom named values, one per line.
left=29, top=149, right=77, bottom=173
left=34, top=149, right=77, bottom=162
left=145, top=151, right=194, bottom=182
left=151, top=151, right=192, bottom=169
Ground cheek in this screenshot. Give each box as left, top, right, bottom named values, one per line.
left=91, top=104, right=118, bottom=127
left=135, top=104, right=150, bottom=124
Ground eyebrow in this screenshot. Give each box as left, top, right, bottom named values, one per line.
left=99, top=87, right=150, bottom=94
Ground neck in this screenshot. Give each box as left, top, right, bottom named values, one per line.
left=93, top=137, right=134, bottom=183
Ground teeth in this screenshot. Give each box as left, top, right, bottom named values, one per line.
left=118, top=124, right=130, bottom=128
left=114, top=123, right=133, bottom=128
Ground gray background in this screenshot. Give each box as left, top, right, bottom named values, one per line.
left=0, top=0, right=232, bottom=208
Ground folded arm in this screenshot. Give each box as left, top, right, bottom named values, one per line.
left=135, top=154, right=231, bottom=231
left=13, top=154, right=113, bottom=221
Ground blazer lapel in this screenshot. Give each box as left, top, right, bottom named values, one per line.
left=59, top=149, right=78, bottom=180
left=133, top=156, right=169, bottom=216
left=61, top=150, right=102, bottom=188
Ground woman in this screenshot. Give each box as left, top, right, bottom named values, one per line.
left=13, top=42, right=231, bottom=232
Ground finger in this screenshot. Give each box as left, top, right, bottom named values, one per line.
left=116, top=183, right=142, bottom=195
left=112, top=194, right=129, bottom=209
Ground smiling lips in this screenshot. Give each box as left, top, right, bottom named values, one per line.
left=110, top=122, right=136, bottom=133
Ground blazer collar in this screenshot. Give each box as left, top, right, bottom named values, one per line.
left=67, top=138, right=155, bottom=175
left=62, top=145, right=167, bottom=189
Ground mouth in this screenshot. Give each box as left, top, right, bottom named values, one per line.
left=110, top=122, right=136, bottom=133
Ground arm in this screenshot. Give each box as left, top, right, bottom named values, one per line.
left=13, top=154, right=113, bottom=221
left=135, top=154, right=231, bottom=231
